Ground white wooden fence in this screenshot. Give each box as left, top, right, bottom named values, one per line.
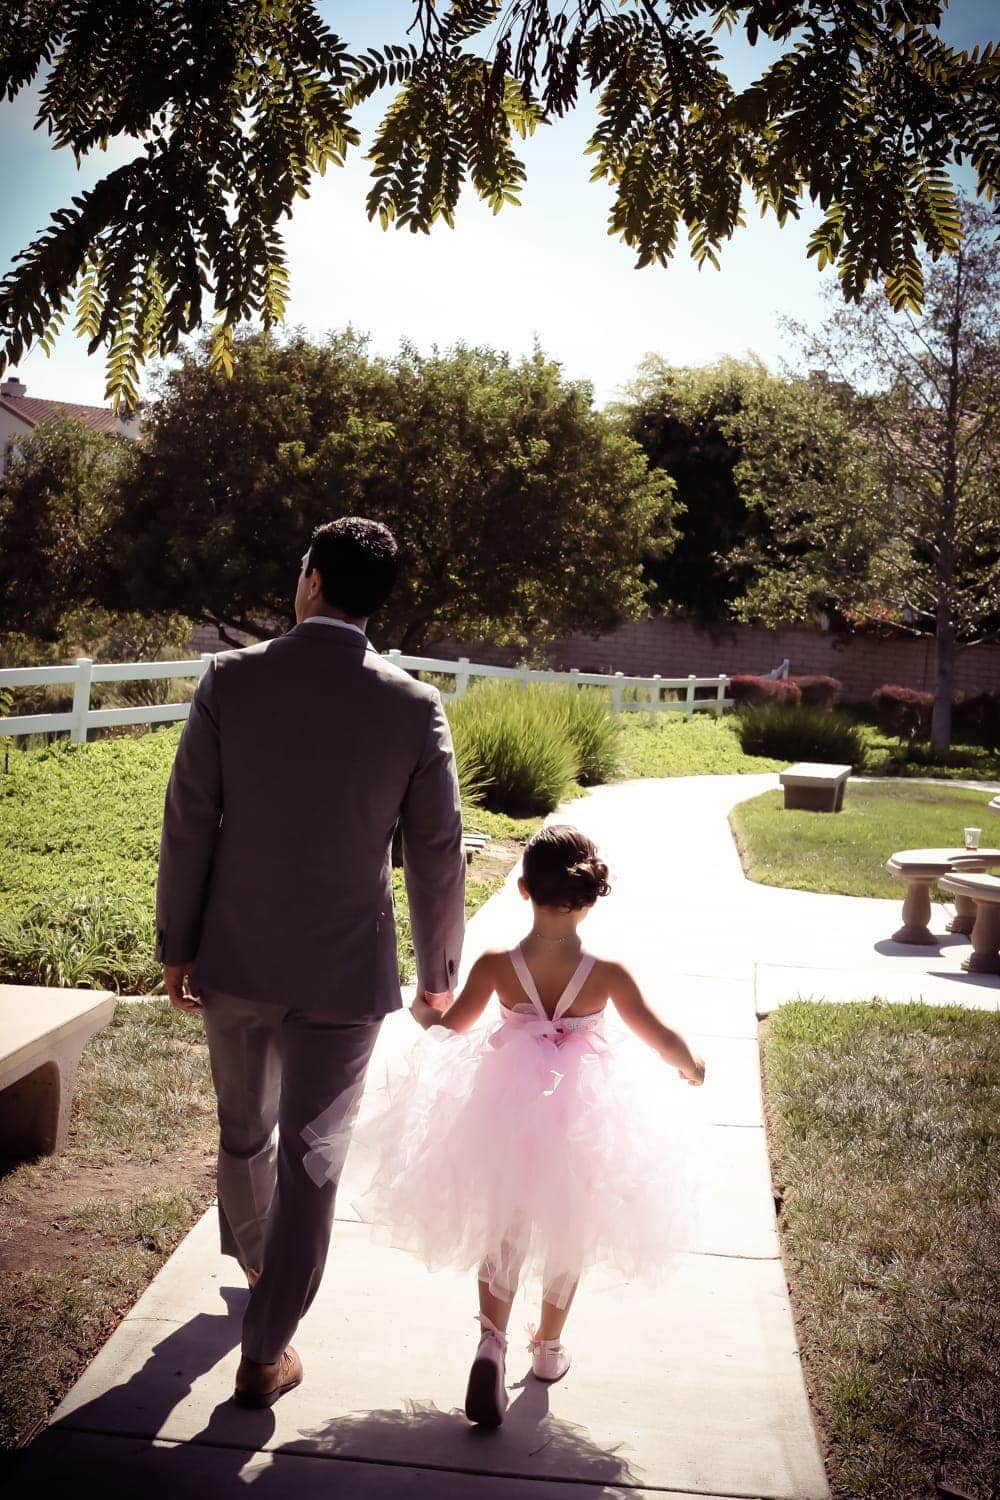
left=0, top=650, right=778, bottom=745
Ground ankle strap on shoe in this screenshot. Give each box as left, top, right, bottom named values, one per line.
left=475, top=1312, right=508, bottom=1349
left=526, top=1322, right=562, bottom=1352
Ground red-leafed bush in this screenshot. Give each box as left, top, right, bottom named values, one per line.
left=872, top=684, right=933, bottom=742
left=953, top=691, right=1000, bottom=751
left=790, top=675, right=842, bottom=711
left=729, top=675, right=802, bottom=708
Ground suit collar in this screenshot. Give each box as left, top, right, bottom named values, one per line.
left=286, top=621, right=371, bottom=649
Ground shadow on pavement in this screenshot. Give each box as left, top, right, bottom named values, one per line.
left=4, top=1292, right=641, bottom=1498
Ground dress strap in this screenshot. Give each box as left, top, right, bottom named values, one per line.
left=553, top=954, right=597, bottom=1022
left=509, top=946, right=597, bottom=1024
left=508, top=946, right=549, bottom=1024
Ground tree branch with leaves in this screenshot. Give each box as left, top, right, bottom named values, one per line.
left=2, top=1, right=997, bottom=408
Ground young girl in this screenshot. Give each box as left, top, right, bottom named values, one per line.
left=349, top=824, right=705, bottom=1428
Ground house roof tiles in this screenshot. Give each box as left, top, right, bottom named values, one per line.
left=0, top=395, right=120, bottom=435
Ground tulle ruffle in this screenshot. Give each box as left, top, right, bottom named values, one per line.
left=342, top=1006, right=707, bottom=1308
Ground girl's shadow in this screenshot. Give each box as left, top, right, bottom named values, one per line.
left=185, top=1370, right=641, bottom=1494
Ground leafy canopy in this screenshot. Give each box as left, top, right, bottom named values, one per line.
left=2, top=1, right=998, bottom=407
left=0, top=416, right=132, bottom=638
left=728, top=198, right=1000, bottom=747
left=103, top=328, right=677, bottom=650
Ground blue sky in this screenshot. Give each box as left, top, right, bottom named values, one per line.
left=0, top=0, right=995, bottom=409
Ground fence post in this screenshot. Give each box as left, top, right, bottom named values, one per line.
left=455, top=657, right=470, bottom=699
left=198, top=652, right=214, bottom=678
left=569, top=668, right=580, bottom=693
left=612, top=671, right=625, bottom=714
left=685, top=674, right=696, bottom=719
left=651, top=673, right=662, bottom=714
left=519, top=664, right=530, bottom=690
left=715, top=674, right=727, bottom=716
left=70, top=657, right=93, bottom=744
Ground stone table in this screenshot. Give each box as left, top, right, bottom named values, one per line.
left=885, top=847, right=1000, bottom=945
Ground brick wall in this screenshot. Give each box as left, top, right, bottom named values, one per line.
left=424, top=619, right=1000, bottom=701
left=189, top=617, right=1000, bottom=700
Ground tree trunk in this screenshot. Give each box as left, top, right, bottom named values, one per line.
left=932, top=602, right=955, bottom=753
left=931, top=243, right=963, bottom=756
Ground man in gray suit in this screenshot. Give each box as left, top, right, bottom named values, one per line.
left=156, top=517, right=465, bottom=1408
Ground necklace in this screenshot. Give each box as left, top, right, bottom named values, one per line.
left=527, top=930, right=579, bottom=945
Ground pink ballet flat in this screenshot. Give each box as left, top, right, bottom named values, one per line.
left=528, top=1326, right=572, bottom=1382
left=465, top=1313, right=508, bottom=1427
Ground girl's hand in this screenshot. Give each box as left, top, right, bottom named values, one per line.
left=679, top=1055, right=706, bottom=1087
left=410, top=997, right=440, bottom=1029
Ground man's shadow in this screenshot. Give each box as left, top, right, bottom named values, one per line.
left=4, top=1284, right=640, bottom=1498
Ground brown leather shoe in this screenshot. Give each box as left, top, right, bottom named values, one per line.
left=233, top=1346, right=303, bottom=1409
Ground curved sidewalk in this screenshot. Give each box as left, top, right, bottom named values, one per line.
left=7, top=774, right=846, bottom=1500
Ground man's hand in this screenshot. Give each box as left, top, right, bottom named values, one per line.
left=421, top=989, right=453, bottom=1013
left=164, top=963, right=203, bottom=1013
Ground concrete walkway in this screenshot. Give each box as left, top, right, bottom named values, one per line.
left=7, top=774, right=997, bottom=1498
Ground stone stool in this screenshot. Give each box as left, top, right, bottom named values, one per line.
left=938, top=872, right=1000, bottom=974
left=885, top=848, right=1000, bottom=945
left=0, top=986, right=116, bottom=1158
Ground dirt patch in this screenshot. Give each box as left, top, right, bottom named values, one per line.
left=469, top=837, right=523, bottom=885
left=0, top=1141, right=216, bottom=1274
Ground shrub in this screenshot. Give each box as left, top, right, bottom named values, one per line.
left=0, top=890, right=162, bottom=994
left=736, top=704, right=863, bottom=764
left=729, top=674, right=802, bottom=708
left=953, top=692, right=1000, bottom=752
left=447, top=681, right=579, bottom=815
left=532, top=684, right=622, bottom=784
left=789, top=675, right=842, bottom=710
left=872, top=684, right=933, bottom=743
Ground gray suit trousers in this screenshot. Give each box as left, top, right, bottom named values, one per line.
left=200, top=989, right=381, bottom=1364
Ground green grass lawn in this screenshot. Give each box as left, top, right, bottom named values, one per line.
left=0, top=729, right=540, bottom=993
left=0, top=1000, right=217, bottom=1452
left=762, top=1001, right=1000, bottom=1499
left=730, top=780, right=996, bottom=899
left=618, top=711, right=786, bottom=778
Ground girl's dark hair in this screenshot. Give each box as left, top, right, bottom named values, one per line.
left=521, top=825, right=611, bottom=911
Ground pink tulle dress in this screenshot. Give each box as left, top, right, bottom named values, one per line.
left=323, top=946, right=704, bottom=1308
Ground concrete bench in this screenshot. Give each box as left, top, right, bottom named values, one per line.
left=462, top=831, right=491, bottom=864
left=938, top=871, right=1000, bottom=974
left=886, top=847, right=1000, bottom=945
left=778, top=762, right=852, bottom=812
left=0, top=986, right=116, bottom=1158
left=988, top=795, right=1000, bottom=818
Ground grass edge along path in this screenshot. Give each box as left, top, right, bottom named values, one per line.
left=0, top=826, right=531, bottom=1460
left=760, top=1000, right=1000, bottom=1500
left=730, top=780, right=995, bottom=900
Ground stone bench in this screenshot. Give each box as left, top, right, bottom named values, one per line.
left=462, top=831, right=490, bottom=864
left=778, top=762, right=852, bottom=812
left=938, top=871, right=1000, bottom=974
left=0, top=986, right=116, bottom=1158
left=885, top=848, right=1000, bottom=945
left=988, top=795, right=1000, bottom=818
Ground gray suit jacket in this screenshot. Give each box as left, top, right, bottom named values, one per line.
left=155, top=621, right=466, bottom=1017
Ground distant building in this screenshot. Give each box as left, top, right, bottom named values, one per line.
left=0, top=375, right=141, bottom=474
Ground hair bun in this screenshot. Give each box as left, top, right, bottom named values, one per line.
left=521, top=825, right=611, bottom=911
left=566, top=856, right=611, bottom=902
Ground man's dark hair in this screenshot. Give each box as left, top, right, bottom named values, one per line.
left=306, top=517, right=399, bottom=618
